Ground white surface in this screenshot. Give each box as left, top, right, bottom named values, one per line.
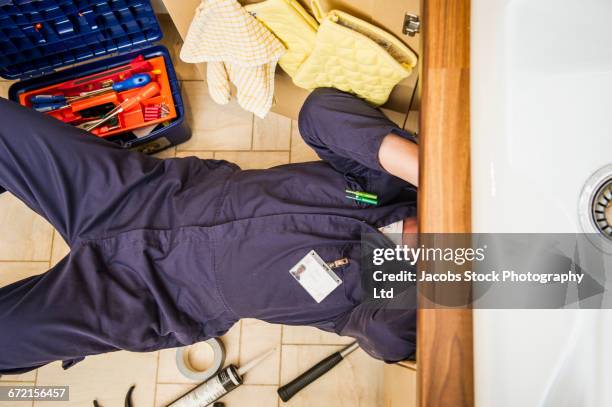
left=471, top=0, right=612, bottom=406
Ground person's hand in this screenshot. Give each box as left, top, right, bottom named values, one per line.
left=402, top=217, right=418, bottom=246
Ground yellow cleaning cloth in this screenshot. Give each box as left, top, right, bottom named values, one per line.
left=180, top=0, right=286, bottom=118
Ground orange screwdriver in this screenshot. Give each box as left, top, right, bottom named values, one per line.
left=71, top=92, right=119, bottom=113
left=80, top=82, right=160, bottom=132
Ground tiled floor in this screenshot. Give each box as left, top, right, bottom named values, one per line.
left=0, top=16, right=416, bottom=407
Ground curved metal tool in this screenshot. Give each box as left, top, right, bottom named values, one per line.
left=124, top=385, right=135, bottom=407
left=91, top=384, right=135, bottom=407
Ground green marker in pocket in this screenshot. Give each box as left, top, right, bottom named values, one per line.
left=345, top=189, right=378, bottom=200
left=345, top=193, right=378, bottom=205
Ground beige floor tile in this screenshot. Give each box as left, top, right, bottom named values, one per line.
left=0, top=81, right=12, bottom=99
left=0, top=194, right=54, bottom=261
left=214, top=151, right=289, bottom=170
left=384, top=363, right=417, bottom=407
left=180, top=83, right=253, bottom=151
left=0, top=262, right=47, bottom=287
left=49, top=231, right=70, bottom=268
left=253, top=111, right=292, bottom=151
left=157, top=15, right=203, bottom=82
left=219, top=384, right=278, bottom=406
left=155, top=383, right=278, bottom=407
left=239, top=319, right=281, bottom=385
left=289, top=120, right=319, bottom=164
left=0, top=372, right=37, bottom=384
left=175, top=151, right=214, bottom=159
left=157, top=321, right=241, bottom=384
left=279, top=345, right=384, bottom=407
left=282, top=326, right=354, bottom=346
left=154, top=383, right=193, bottom=406
left=0, top=382, right=34, bottom=407
left=34, top=351, right=158, bottom=407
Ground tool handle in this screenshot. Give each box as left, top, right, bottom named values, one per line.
left=120, top=82, right=160, bottom=111
left=57, top=56, right=150, bottom=91
left=112, top=73, right=151, bottom=91
left=33, top=102, right=67, bottom=112
left=31, top=95, right=66, bottom=104
left=277, top=352, right=343, bottom=402
left=71, top=92, right=118, bottom=112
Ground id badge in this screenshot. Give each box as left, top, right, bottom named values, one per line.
left=289, top=250, right=342, bottom=303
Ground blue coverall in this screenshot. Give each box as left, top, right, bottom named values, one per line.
left=0, top=88, right=417, bottom=374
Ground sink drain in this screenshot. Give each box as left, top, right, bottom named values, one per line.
left=592, top=180, right=612, bottom=239
left=579, top=165, right=612, bottom=243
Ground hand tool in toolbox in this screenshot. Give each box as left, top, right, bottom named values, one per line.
left=144, top=103, right=170, bottom=121
left=79, top=82, right=161, bottom=132
left=20, top=55, right=177, bottom=137
left=79, top=116, right=121, bottom=135
left=30, top=74, right=152, bottom=111
left=55, top=56, right=154, bottom=94
left=3, top=0, right=190, bottom=153
left=60, top=93, right=119, bottom=114
left=30, top=92, right=119, bottom=114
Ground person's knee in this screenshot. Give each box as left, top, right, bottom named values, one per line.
left=298, top=88, right=341, bottom=143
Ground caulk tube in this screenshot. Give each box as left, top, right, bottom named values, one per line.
left=167, top=365, right=241, bottom=407
left=168, top=348, right=275, bottom=407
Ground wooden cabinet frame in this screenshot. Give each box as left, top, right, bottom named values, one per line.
left=417, top=0, right=474, bottom=406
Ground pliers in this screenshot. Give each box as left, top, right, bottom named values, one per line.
left=93, top=384, right=135, bottom=407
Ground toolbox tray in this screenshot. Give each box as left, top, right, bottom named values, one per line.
left=1, top=0, right=190, bottom=154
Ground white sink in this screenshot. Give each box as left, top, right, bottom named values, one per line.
left=471, top=0, right=612, bottom=405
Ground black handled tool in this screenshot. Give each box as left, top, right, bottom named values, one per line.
left=92, top=384, right=134, bottom=407
left=277, top=342, right=359, bottom=402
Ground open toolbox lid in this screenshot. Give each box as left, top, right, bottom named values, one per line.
left=0, top=0, right=162, bottom=80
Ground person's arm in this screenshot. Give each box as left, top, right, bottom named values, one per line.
left=379, top=133, right=419, bottom=186
left=334, top=288, right=417, bottom=362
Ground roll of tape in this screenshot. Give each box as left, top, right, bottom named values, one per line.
left=176, top=338, right=225, bottom=381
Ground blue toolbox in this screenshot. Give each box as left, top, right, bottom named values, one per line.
left=0, top=0, right=190, bottom=154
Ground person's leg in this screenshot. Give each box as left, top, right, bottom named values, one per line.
left=298, top=88, right=418, bottom=197
left=0, top=99, right=237, bottom=373
left=0, top=253, right=141, bottom=374
left=0, top=239, right=227, bottom=374
left=0, top=100, right=162, bottom=373
left=0, top=98, right=166, bottom=244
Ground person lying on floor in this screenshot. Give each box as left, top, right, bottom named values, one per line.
left=0, top=88, right=418, bottom=375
